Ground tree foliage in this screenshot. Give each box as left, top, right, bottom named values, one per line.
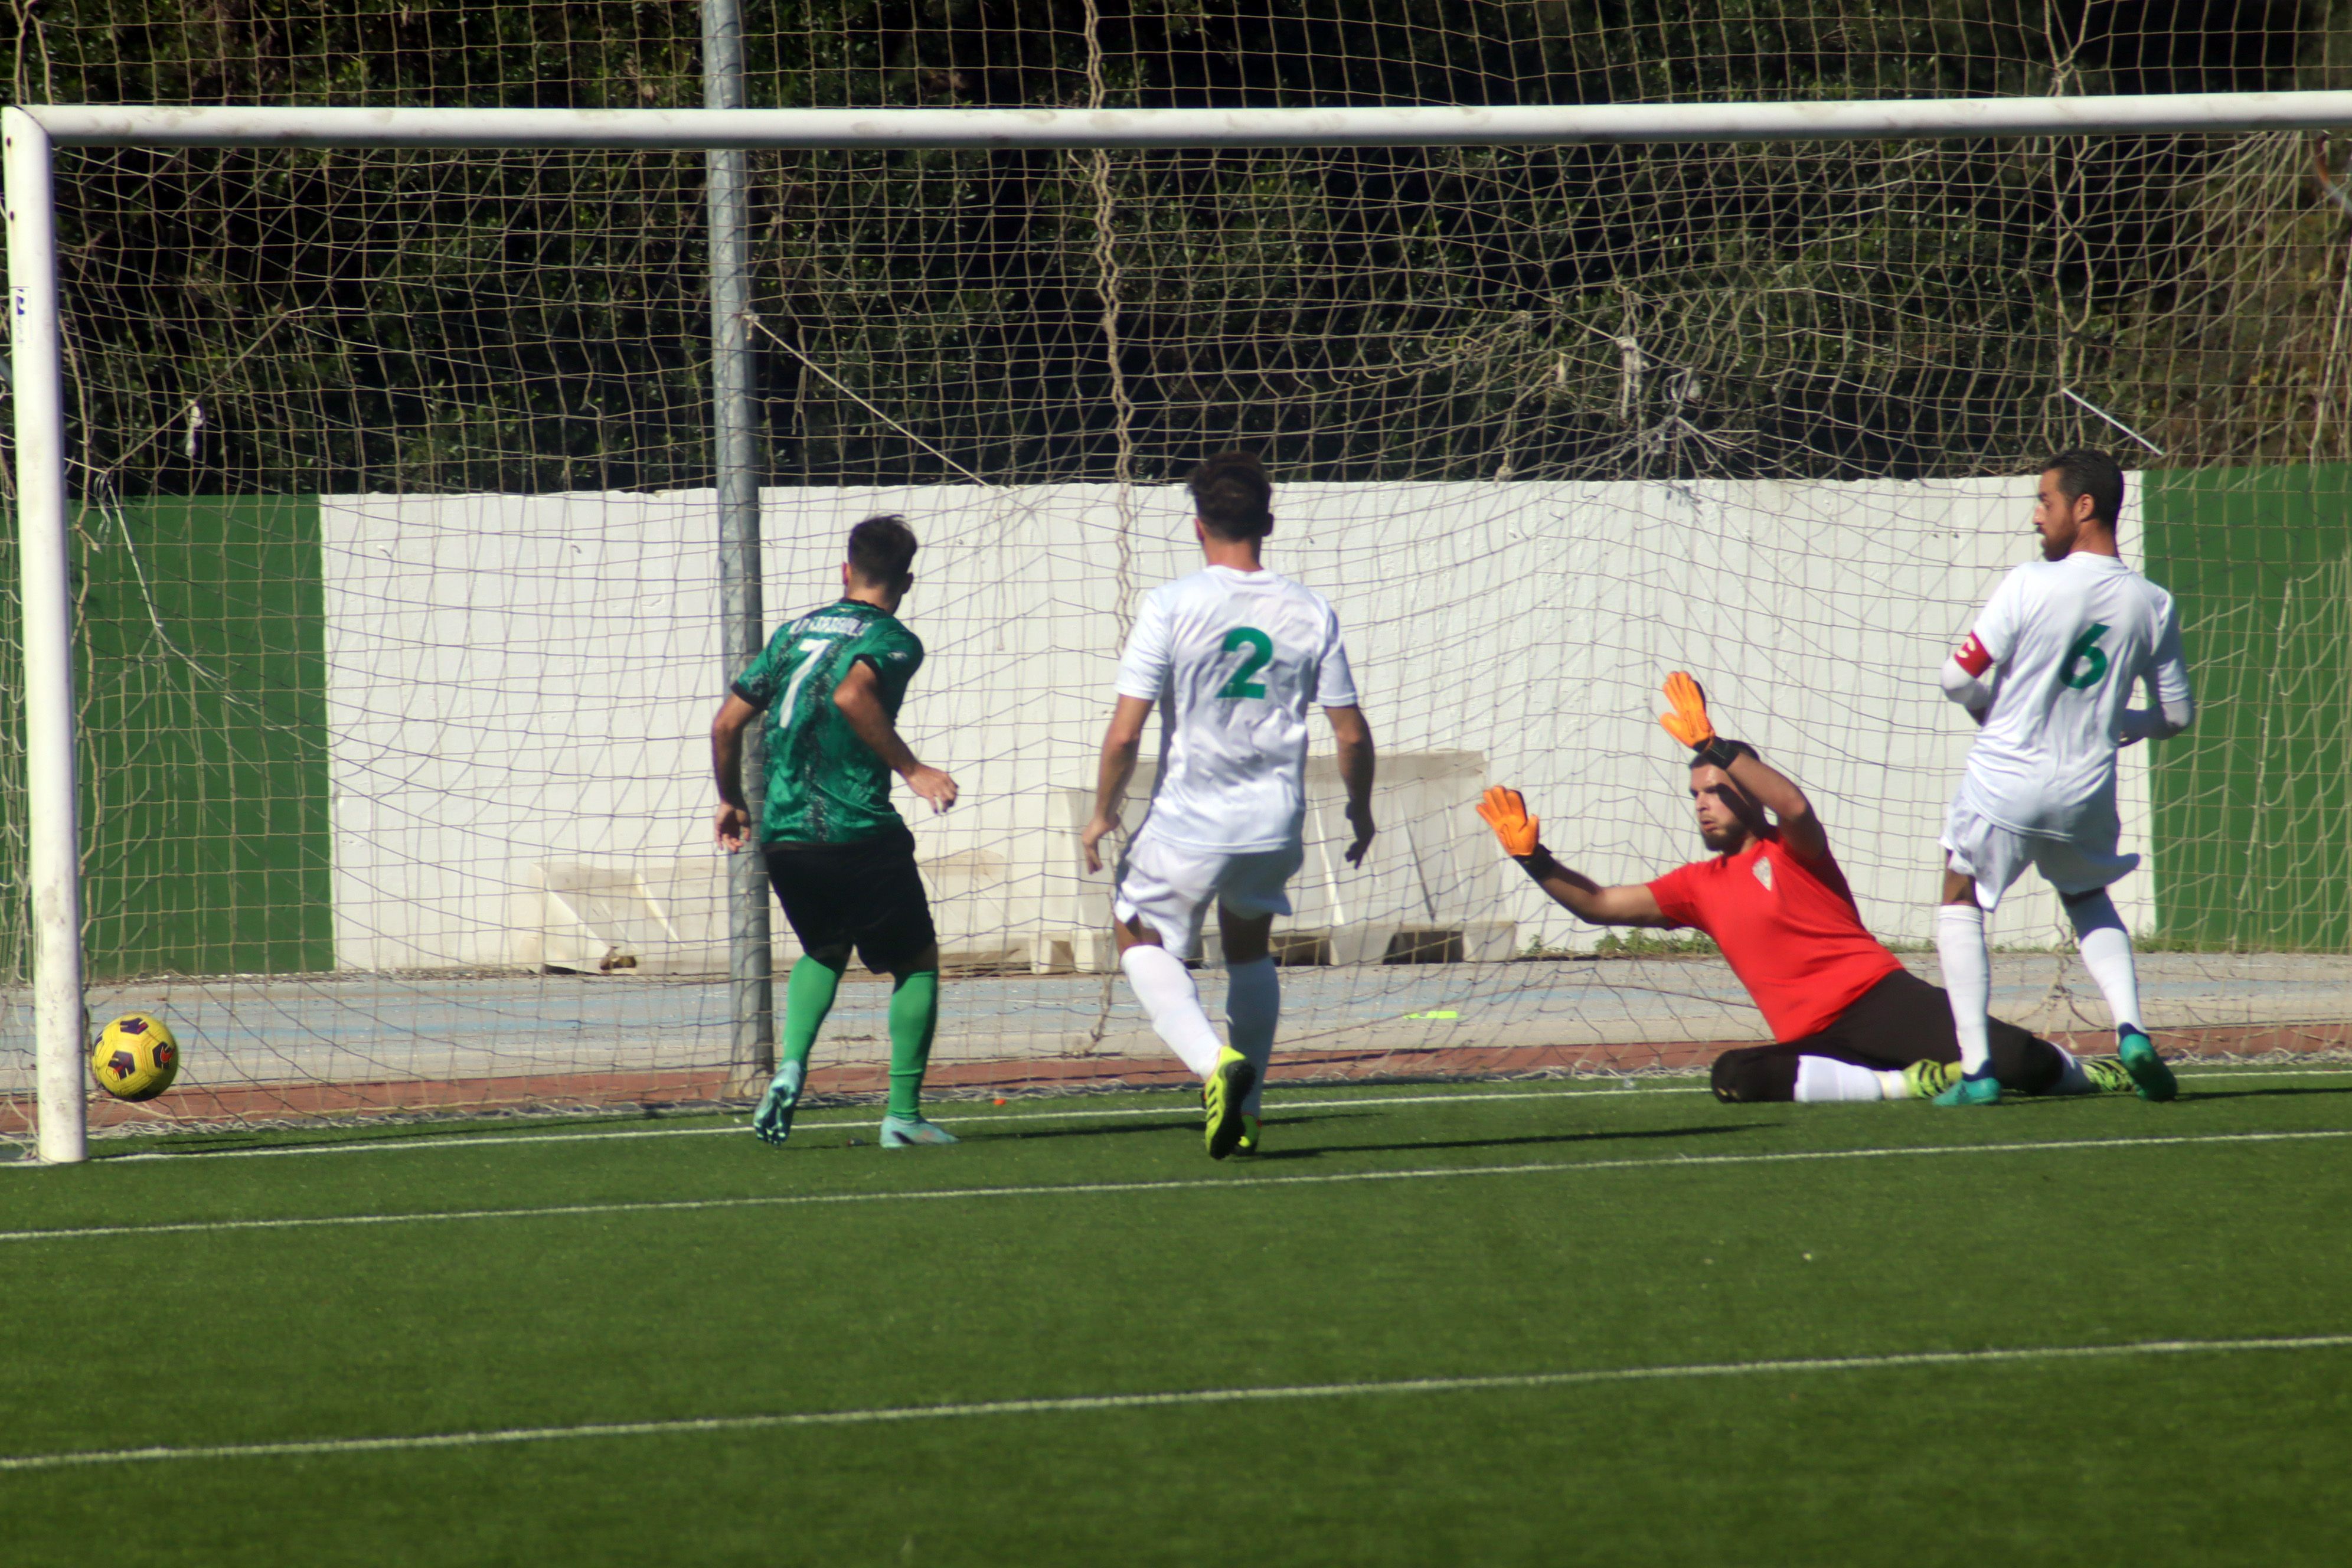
left=7, top=2, right=2346, bottom=496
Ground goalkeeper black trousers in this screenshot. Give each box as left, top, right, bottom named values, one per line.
left=1710, top=968, right=2066, bottom=1102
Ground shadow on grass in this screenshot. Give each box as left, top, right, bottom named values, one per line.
left=1253, top=1121, right=1761, bottom=1161
left=92, top=1109, right=707, bottom=1159
left=970, top=1110, right=1378, bottom=1145
left=2174, top=1083, right=2352, bottom=1102
left=1990, top=1082, right=2352, bottom=1109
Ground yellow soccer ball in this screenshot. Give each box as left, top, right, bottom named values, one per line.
left=90, top=1012, right=181, bottom=1102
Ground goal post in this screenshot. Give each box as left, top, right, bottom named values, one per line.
left=5, top=109, right=84, bottom=1164
left=11, top=93, right=2352, bottom=1161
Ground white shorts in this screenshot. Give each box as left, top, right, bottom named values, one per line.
left=1112, top=831, right=1304, bottom=961
left=1941, top=796, right=2138, bottom=913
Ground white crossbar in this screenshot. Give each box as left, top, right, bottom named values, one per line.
left=22, top=92, right=2352, bottom=151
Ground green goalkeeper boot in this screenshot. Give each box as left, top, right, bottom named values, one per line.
left=1203, top=1046, right=1257, bottom=1161
left=1899, top=1060, right=1961, bottom=1100
left=1932, top=1068, right=2001, bottom=1107
left=751, top=1060, right=805, bottom=1146
left=2116, top=1028, right=2178, bottom=1102
left=2080, top=1056, right=2136, bottom=1095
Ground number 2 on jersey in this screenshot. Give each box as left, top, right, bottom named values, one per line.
left=1215, top=626, right=1274, bottom=700
left=2060, top=623, right=2110, bottom=690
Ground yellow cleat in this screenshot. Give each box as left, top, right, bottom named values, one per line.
left=1203, top=1046, right=1257, bottom=1160
left=1234, top=1113, right=1262, bottom=1156
left=1899, top=1060, right=1961, bottom=1100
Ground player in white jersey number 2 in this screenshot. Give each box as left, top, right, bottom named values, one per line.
left=1080, top=452, right=1377, bottom=1159
left=1933, top=449, right=2196, bottom=1106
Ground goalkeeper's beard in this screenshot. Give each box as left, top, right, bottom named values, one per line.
left=1699, top=821, right=1750, bottom=855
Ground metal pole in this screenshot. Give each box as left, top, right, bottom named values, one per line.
left=704, top=0, right=773, bottom=1087
left=5, top=109, right=87, bottom=1164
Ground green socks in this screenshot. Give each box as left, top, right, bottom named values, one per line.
left=781, top=953, right=847, bottom=1069
left=887, top=969, right=941, bottom=1120
left=784, top=956, right=936, bottom=1118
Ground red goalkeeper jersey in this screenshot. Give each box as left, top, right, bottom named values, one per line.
left=1645, top=828, right=1904, bottom=1043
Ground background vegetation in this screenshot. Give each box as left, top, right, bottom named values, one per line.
left=5, top=2, right=2347, bottom=497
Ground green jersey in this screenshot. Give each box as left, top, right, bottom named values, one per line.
left=732, top=599, right=926, bottom=845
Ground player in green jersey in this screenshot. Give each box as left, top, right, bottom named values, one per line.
left=712, top=515, right=961, bottom=1149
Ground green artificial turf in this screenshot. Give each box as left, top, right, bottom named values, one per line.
left=2, top=1071, right=2349, bottom=1566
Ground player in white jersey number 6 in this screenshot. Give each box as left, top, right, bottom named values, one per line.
left=1933, top=449, right=2196, bottom=1106
left=1080, top=452, right=1377, bottom=1159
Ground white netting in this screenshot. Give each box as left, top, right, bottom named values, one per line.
left=6, top=5, right=2352, bottom=1142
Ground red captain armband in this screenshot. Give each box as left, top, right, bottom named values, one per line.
left=1954, top=632, right=1993, bottom=678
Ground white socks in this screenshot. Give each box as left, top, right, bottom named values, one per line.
left=1119, top=943, right=1224, bottom=1079
left=2045, top=1041, right=2093, bottom=1095
left=1224, top=956, right=1280, bottom=1115
left=1794, top=1056, right=1884, bottom=1102
left=2065, top=890, right=2144, bottom=1034
left=1119, top=946, right=1283, bottom=1105
left=1936, top=902, right=1994, bottom=1076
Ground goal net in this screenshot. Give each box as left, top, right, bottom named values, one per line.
left=8, top=4, right=2352, bottom=1151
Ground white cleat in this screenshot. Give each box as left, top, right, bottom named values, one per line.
left=879, top=1114, right=959, bottom=1148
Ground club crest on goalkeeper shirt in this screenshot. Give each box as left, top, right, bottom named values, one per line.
left=1644, top=832, right=1902, bottom=1043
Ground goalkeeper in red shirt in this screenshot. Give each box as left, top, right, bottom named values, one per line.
left=1476, top=674, right=2139, bottom=1102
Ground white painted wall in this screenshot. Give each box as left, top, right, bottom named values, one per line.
left=320, top=476, right=2151, bottom=972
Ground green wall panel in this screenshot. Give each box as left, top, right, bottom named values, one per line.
left=68, top=496, right=332, bottom=977
left=2143, top=465, right=2352, bottom=951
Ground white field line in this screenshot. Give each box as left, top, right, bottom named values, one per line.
left=2175, top=1066, right=2352, bottom=1079
left=63, top=1064, right=2352, bottom=1166
left=2, top=1332, right=2345, bottom=1474
left=7, top=1126, right=2347, bottom=1246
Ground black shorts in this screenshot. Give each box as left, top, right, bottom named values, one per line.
left=762, top=827, right=937, bottom=973
left=1711, top=968, right=2063, bottom=1102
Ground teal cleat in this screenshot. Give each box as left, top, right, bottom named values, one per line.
left=751, top=1061, right=805, bottom=1146
left=2116, top=1028, right=2177, bottom=1102
left=1932, top=1069, right=2001, bottom=1107
left=879, top=1114, right=959, bottom=1148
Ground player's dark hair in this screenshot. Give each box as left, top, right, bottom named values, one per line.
left=845, top=514, right=918, bottom=586
left=1188, top=450, right=1273, bottom=540
left=2042, top=449, right=2125, bottom=530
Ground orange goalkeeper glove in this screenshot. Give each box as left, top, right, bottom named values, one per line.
left=1659, top=671, right=1716, bottom=749
left=1661, top=671, right=1743, bottom=769
left=1476, top=785, right=1542, bottom=858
